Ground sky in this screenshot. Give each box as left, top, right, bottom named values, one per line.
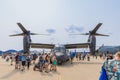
left=0, top=0, right=120, bottom=51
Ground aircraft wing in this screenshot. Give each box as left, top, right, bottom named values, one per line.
left=30, top=43, right=55, bottom=49
left=65, top=43, right=90, bottom=49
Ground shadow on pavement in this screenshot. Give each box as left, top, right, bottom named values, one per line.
left=58, top=61, right=103, bottom=68
left=0, top=69, right=19, bottom=79
left=40, top=71, right=53, bottom=76
left=73, top=62, right=103, bottom=65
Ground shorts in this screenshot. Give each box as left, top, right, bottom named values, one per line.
left=19, top=61, right=22, bottom=65
left=71, top=57, right=73, bottom=60
left=22, top=61, right=26, bottom=66
left=16, top=61, right=19, bottom=64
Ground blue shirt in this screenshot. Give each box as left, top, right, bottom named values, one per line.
left=70, top=52, right=75, bottom=58
left=21, top=55, right=26, bottom=61
left=18, top=55, right=22, bottom=61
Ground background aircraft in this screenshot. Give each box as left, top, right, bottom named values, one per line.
left=98, top=45, right=120, bottom=54
left=70, top=23, right=109, bottom=55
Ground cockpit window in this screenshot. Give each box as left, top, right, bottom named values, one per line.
left=54, top=47, right=65, bottom=53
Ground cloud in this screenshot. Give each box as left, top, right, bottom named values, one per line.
left=65, top=25, right=84, bottom=33
left=46, top=29, right=56, bottom=34
left=108, top=32, right=112, bottom=35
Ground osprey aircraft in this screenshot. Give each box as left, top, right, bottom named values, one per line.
left=10, top=23, right=109, bottom=64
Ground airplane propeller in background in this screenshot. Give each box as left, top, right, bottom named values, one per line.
left=9, top=22, right=50, bottom=54
left=9, top=23, right=50, bottom=37
left=69, top=23, right=109, bottom=55
left=70, top=23, right=109, bottom=36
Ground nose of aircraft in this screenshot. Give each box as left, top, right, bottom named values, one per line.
left=55, top=52, right=65, bottom=64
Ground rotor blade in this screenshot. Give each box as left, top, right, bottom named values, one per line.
left=80, top=33, right=89, bottom=35
left=9, top=33, right=24, bottom=36
left=69, top=33, right=89, bottom=35
left=17, top=23, right=27, bottom=33
left=91, top=23, right=102, bottom=34
left=30, top=33, right=50, bottom=36
left=94, top=33, right=109, bottom=36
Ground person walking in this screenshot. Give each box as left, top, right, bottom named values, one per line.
left=21, top=54, right=27, bottom=71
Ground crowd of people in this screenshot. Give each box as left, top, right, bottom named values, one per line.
left=2, top=51, right=120, bottom=79
left=2, top=53, right=57, bottom=73
left=2, top=51, right=110, bottom=75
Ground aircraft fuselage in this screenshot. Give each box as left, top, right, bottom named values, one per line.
left=53, top=45, right=69, bottom=64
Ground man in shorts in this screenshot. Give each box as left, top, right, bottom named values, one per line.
left=21, top=54, right=27, bottom=71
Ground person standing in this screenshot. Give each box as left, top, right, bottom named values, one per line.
left=69, top=52, right=75, bottom=64
left=32, top=53, right=38, bottom=64
left=52, top=55, right=57, bottom=71
left=44, top=54, right=50, bottom=73
left=87, top=53, right=90, bottom=61
left=21, top=54, right=27, bottom=71
left=79, top=53, right=82, bottom=61
left=10, top=54, right=14, bottom=66
left=76, top=53, right=79, bottom=61
left=26, top=54, right=31, bottom=70
left=18, top=53, right=22, bottom=70
left=15, top=53, right=19, bottom=69
left=38, top=54, right=44, bottom=72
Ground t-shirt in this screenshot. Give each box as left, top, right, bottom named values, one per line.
left=39, top=56, right=44, bottom=63
left=18, top=55, right=22, bottom=61
left=33, top=54, right=37, bottom=59
left=26, top=56, right=31, bottom=62
left=70, top=52, right=75, bottom=58
left=21, top=55, right=26, bottom=61
left=15, top=55, right=19, bottom=61
left=53, top=60, right=57, bottom=65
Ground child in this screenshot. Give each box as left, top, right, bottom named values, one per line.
left=52, top=56, right=57, bottom=71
